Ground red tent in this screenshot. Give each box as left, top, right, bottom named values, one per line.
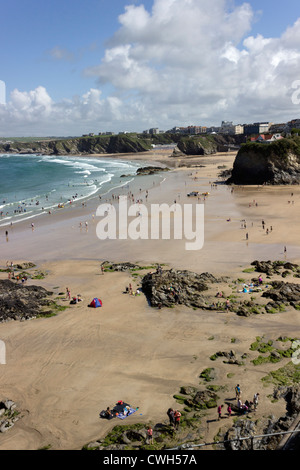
left=89, top=298, right=102, bottom=308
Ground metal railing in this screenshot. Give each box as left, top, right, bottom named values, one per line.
left=167, top=427, right=300, bottom=450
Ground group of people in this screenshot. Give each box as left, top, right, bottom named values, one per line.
left=126, top=283, right=141, bottom=296
left=66, top=287, right=82, bottom=304
left=234, top=384, right=259, bottom=413
left=5, top=260, right=28, bottom=284
left=217, top=385, right=260, bottom=420
left=167, top=408, right=182, bottom=430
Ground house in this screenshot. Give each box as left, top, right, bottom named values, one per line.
left=250, top=134, right=283, bottom=144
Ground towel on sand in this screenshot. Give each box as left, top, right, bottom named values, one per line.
left=116, top=407, right=137, bottom=419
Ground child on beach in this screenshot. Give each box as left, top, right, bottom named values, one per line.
left=217, top=404, right=224, bottom=420
left=66, top=287, right=71, bottom=300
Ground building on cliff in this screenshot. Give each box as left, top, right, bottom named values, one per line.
left=250, top=133, right=284, bottom=144
left=244, top=122, right=271, bottom=135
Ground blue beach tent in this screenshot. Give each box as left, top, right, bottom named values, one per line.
left=89, top=298, right=102, bottom=308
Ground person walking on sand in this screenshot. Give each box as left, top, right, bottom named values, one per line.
left=235, top=384, right=241, bottom=399
left=227, top=404, right=232, bottom=417
left=218, top=404, right=224, bottom=420
left=253, top=392, right=259, bottom=410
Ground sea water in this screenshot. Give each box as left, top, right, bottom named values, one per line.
left=0, top=153, right=152, bottom=227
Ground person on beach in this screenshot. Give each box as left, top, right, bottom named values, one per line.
left=217, top=404, right=224, bottom=420
left=235, top=384, right=241, bottom=398
left=105, top=407, right=113, bottom=420
left=227, top=404, right=232, bottom=417
left=174, top=410, right=181, bottom=430
left=167, top=408, right=175, bottom=427
left=66, top=287, right=71, bottom=300
left=253, top=393, right=259, bottom=410
left=147, top=426, right=153, bottom=445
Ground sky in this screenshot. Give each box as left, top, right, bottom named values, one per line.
left=1, top=0, right=300, bottom=137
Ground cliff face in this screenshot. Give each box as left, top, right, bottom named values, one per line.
left=0, top=135, right=152, bottom=156
left=228, top=137, right=300, bottom=185
left=0, top=133, right=245, bottom=157
left=176, top=134, right=245, bottom=156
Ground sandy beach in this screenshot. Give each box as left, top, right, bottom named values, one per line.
left=1, top=148, right=300, bottom=450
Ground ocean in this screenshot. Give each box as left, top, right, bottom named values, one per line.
left=0, top=153, right=152, bottom=227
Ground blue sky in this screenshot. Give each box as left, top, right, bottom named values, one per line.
left=1, top=0, right=300, bottom=136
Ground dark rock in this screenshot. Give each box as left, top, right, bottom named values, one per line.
left=121, top=429, right=146, bottom=444
left=102, top=262, right=140, bottom=272
left=0, top=279, right=53, bottom=322
left=136, top=166, right=169, bottom=175
left=192, top=389, right=218, bottom=409
left=251, top=260, right=282, bottom=275
left=227, top=137, right=300, bottom=185
left=14, top=262, right=36, bottom=270
left=263, top=281, right=300, bottom=306
left=141, top=269, right=222, bottom=309
left=225, top=420, right=258, bottom=450
left=0, top=399, right=20, bottom=434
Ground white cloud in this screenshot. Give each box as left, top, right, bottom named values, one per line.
left=81, top=0, right=300, bottom=129
left=48, top=46, right=75, bottom=62
left=1, top=0, right=300, bottom=136
left=0, top=87, right=127, bottom=136
left=0, top=80, right=6, bottom=105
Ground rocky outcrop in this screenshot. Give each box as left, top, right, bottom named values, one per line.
left=141, top=269, right=223, bottom=308
left=251, top=260, right=299, bottom=276
left=176, top=134, right=245, bottom=156
left=136, top=166, right=169, bottom=175
left=0, top=399, right=21, bottom=433
left=0, top=279, right=53, bottom=322
left=262, top=281, right=300, bottom=307
left=224, top=387, right=300, bottom=450
left=227, top=137, right=300, bottom=185
left=176, top=136, right=219, bottom=155
left=101, top=262, right=142, bottom=272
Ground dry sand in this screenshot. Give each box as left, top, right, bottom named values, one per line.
left=0, top=148, right=300, bottom=450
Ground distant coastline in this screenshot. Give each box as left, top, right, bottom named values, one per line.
left=0, top=133, right=244, bottom=157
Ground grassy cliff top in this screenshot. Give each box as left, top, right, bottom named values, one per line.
left=239, top=136, right=300, bottom=160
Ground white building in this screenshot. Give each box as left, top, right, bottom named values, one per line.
left=0, top=80, right=6, bottom=105
left=220, top=121, right=244, bottom=135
